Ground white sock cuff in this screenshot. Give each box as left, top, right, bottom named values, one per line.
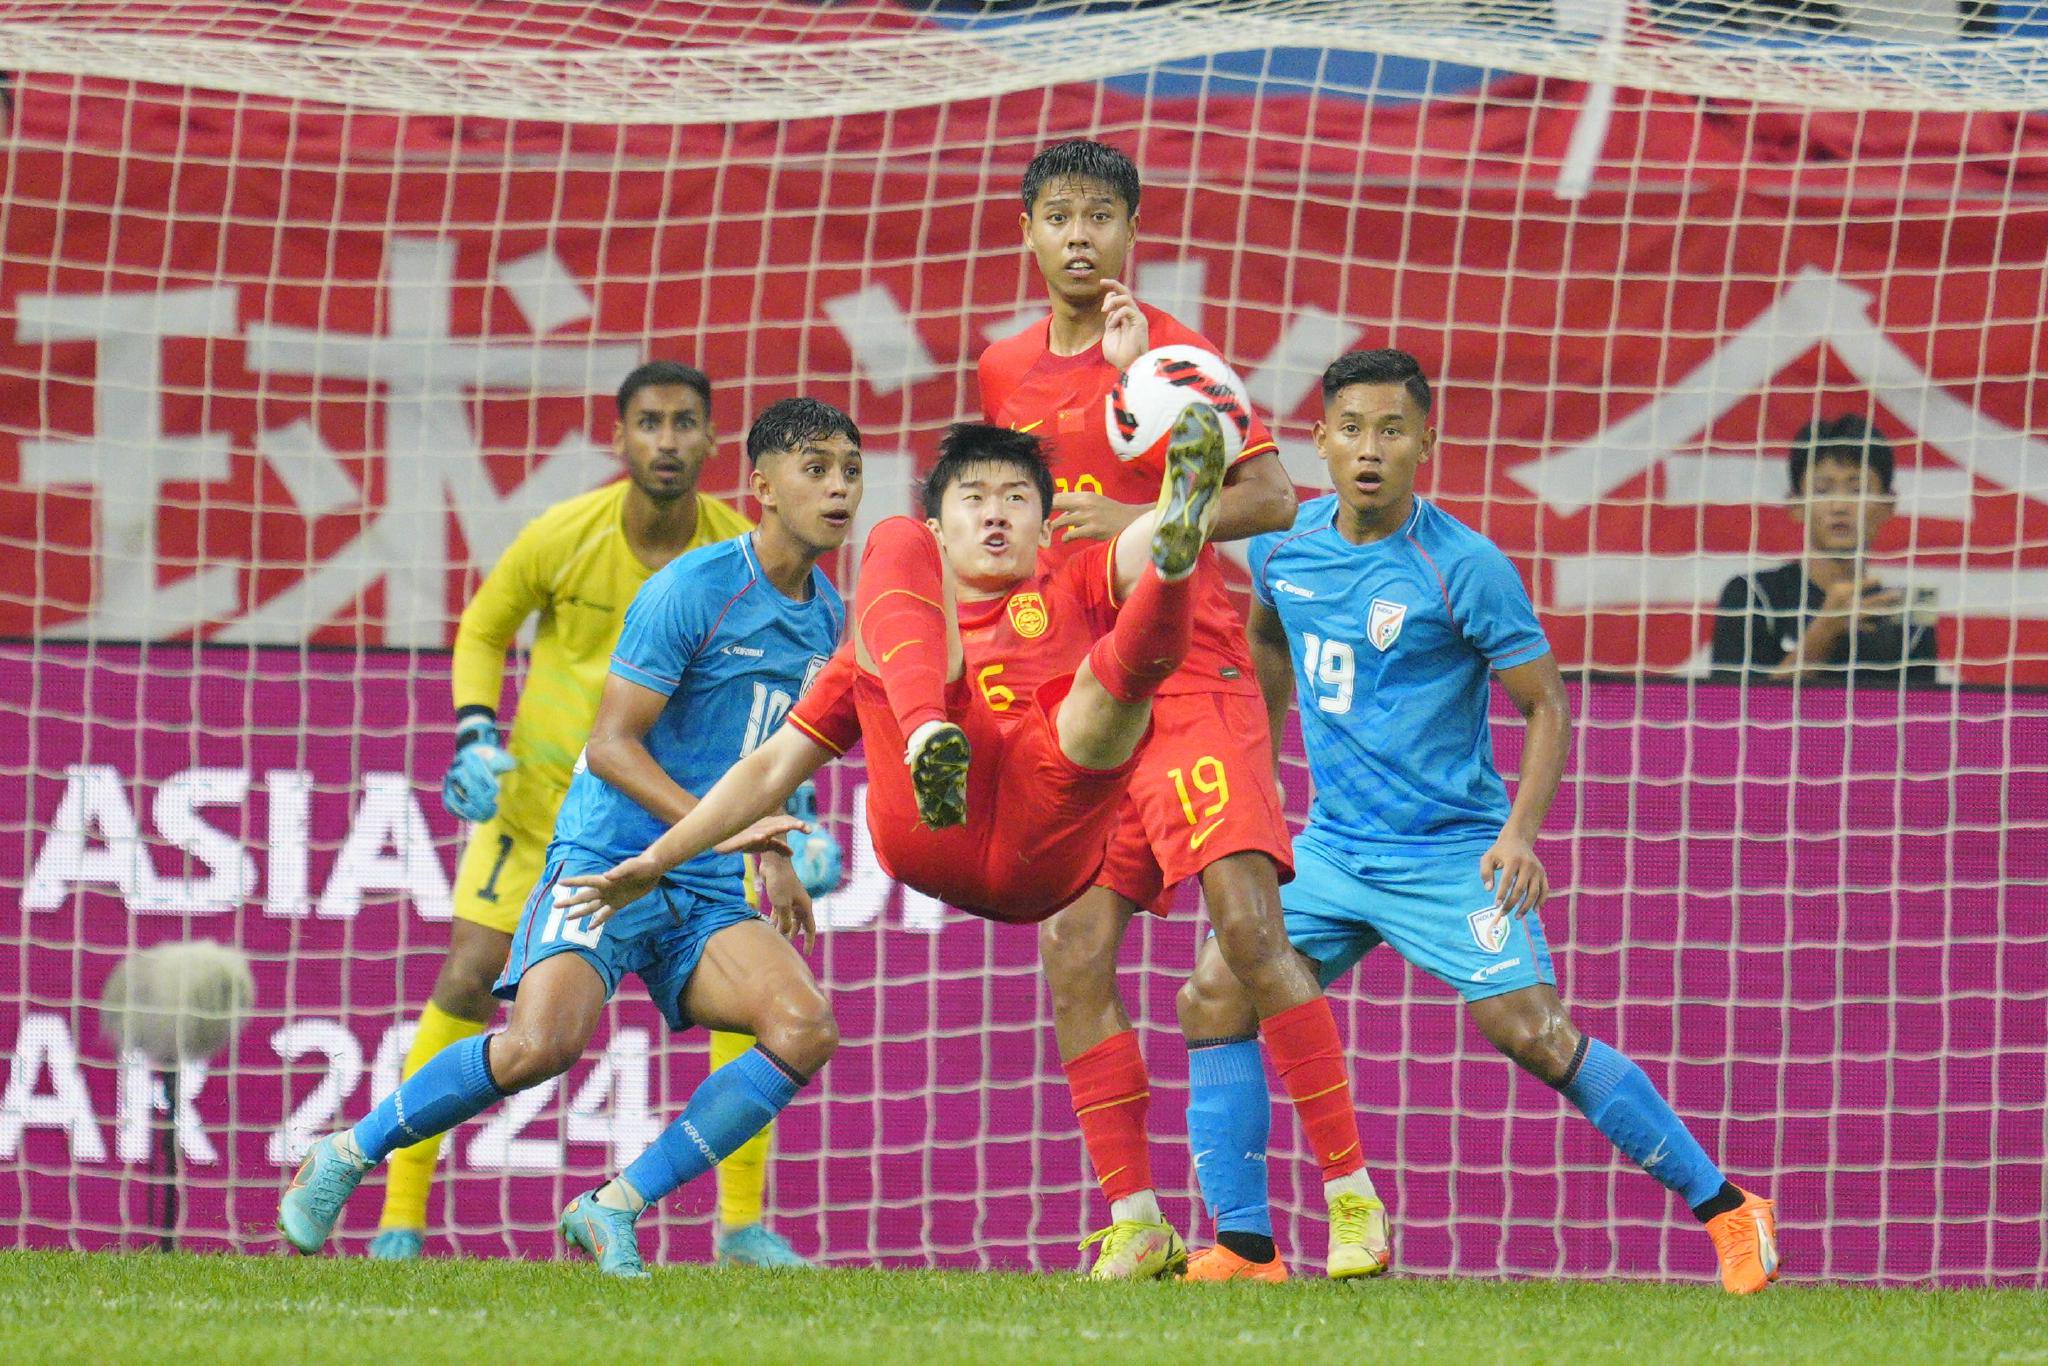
left=1110, top=1190, right=1163, bottom=1225
left=1325, top=1170, right=1379, bottom=1203
left=595, top=1177, right=648, bottom=1215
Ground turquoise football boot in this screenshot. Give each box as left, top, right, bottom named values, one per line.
left=560, top=1192, right=650, bottom=1279
left=277, top=1133, right=371, bottom=1255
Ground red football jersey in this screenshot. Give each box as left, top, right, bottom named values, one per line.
left=786, top=539, right=1120, bottom=758
left=977, top=303, right=1274, bottom=698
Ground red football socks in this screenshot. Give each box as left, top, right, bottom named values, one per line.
left=854, top=516, right=951, bottom=737
left=1260, top=997, right=1366, bottom=1181
left=1064, top=1030, right=1154, bottom=1204
left=1087, top=564, right=1192, bottom=705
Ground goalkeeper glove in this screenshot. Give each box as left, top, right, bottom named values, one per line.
left=782, top=779, right=843, bottom=897
left=442, top=712, right=517, bottom=823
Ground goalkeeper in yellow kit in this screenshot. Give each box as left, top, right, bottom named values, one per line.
left=369, top=361, right=830, bottom=1267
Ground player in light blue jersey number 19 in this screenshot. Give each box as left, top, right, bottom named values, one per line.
left=278, top=398, right=864, bottom=1278
left=1176, top=350, right=1781, bottom=1294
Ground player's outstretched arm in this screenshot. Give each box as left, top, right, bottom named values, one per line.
left=1246, top=598, right=1296, bottom=774
left=558, top=725, right=833, bottom=924
left=1481, top=652, right=1571, bottom=923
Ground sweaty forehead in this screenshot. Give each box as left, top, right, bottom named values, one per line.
left=764, top=432, right=857, bottom=465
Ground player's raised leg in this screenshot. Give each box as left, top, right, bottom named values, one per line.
left=851, top=516, right=970, bottom=828
left=1051, top=402, right=1223, bottom=771
left=566, top=920, right=836, bottom=1278
left=1467, top=984, right=1778, bottom=1294
left=278, top=949, right=604, bottom=1256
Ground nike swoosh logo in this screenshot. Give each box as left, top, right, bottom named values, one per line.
left=880, top=638, right=925, bottom=664
left=1013, top=420, right=1045, bottom=435
left=1190, top=818, right=1225, bottom=850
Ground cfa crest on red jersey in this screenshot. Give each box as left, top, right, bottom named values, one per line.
left=1368, top=598, right=1407, bottom=651
left=1007, top=592, right=1049, bottom=638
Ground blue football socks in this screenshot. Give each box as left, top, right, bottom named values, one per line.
left=621, top=1046, right=803, bottom=1206
left=352, top=1034, right=506, bottom=1164
left=1185, top=1036, right=1274, bottom=1244
left=1560, top=1037, right=1727, bottom=1211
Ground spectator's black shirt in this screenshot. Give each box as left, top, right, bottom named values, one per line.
left=1712, top=561, right=1939, bottom=685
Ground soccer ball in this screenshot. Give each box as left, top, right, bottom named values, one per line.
left=1104, top=344, right=1255, bottom=464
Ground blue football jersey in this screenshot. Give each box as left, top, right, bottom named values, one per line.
left=1249, top=495, right=1551, bottom=859
left=550, top=535, right=843, bottom=903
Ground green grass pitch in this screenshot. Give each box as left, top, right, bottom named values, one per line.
left=1, top=1250, right=2040, bottom=1362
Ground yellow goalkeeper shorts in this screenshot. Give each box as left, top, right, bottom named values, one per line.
left=450, top=771, right=567, bottom=935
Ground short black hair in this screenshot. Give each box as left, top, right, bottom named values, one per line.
left=746, top=397, right=861, bottom=467
left=1021, top=139, right=1141, bottom=216
left=616, top=361, right=712, bottom=420
left=1790, top=413, right=1895, bottom=495
left=920, top=423, right=1056, bottom=520
left=1320, top=349, right=1432, bottom=415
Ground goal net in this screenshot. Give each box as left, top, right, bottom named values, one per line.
left=1, top=0, right=2043, bottom=1284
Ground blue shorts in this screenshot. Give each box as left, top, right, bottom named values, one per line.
left=1281, top=834, right=1556, bottom=1002
left=495, top=848, right=760, bottom=1032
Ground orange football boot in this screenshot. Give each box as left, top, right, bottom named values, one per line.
left=1705, top=1189, right=1781, bottom=1294
left=1184, top=1245, right=1289, bottom=1283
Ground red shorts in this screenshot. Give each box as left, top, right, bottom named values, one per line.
left=872, top=674, right=1141, bottom=925
left=1095, top=688, right=1294, bottom=916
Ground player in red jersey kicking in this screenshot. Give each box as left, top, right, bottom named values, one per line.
left=978, top=139, right=1387, bottom=1280
left=557, top=409, right=1222, bottom=941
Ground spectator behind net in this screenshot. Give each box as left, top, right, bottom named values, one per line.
left=1711, top=414, right=1938, bottom=685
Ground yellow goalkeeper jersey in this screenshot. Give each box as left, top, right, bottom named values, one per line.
left=452, top=480, right=753, bottom=788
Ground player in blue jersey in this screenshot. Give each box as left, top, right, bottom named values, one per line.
left=1175, top=350, right=1781, bottom=1293
left=277, top=398, right=863, bottom=1278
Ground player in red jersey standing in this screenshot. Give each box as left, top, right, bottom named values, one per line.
left=978, top=140, right=1388, bottom=1280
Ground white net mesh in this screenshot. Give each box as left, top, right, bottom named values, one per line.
left=1, top=0, right=2047, bottom=115
left=1, top=0, right=2044, bottom=1283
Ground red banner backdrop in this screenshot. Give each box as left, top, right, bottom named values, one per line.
left=4, top=78, right=2045, bottom=680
